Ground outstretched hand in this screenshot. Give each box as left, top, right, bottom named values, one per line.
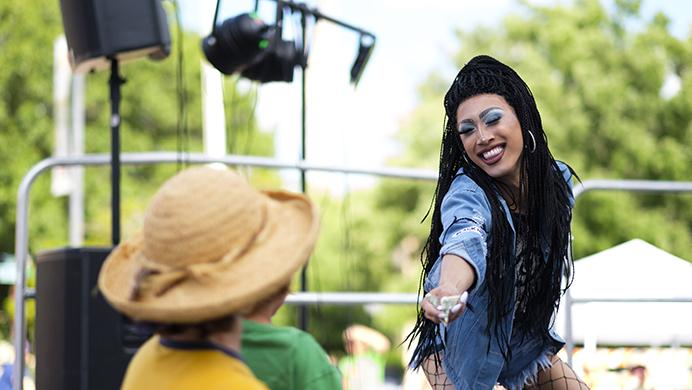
left=421, top=287, right=468, bottom=325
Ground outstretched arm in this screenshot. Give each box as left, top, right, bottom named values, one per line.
left=421, top=254, right=475, bottom=324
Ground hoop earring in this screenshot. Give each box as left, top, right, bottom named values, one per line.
left=526, top=130, right=536, bottom=153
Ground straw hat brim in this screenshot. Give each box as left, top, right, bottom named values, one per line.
left=98, top=189, right=318, bottom=324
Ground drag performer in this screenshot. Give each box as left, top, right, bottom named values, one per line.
left=408, top=55, right=589, bottom=390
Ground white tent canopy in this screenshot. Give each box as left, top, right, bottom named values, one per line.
left=555, top=239, right=692, bottom=346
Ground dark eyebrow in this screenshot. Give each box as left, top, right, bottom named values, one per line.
left=459, top=106, right=503, bottom=125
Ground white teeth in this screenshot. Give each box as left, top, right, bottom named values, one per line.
left=482, top=146, right=503, bottom=160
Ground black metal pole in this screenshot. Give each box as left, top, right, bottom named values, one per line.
left=211, top=0, right=222, bottom=34
left=298, top=11, right=309, bottom=331
left=265, top=0, right=374, bottom=39
left=109, top=59, right=124, bottom=246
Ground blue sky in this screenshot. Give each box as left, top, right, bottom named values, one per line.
left=179, top=0, right=691, bottom=192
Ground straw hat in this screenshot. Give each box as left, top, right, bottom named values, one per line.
left=98, top=166, right=319, bottom=324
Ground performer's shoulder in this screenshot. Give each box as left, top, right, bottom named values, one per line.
left=450, top=169, right=483, bottom=194
left=555, top=160, right=574, bottom=185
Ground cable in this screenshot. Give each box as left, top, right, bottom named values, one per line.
left=340, top=175, right=360, bottom=331
left=224, top=77, right=258, bottom=156
left=242, top=84, right=259, bottom=155
left=226, top=76, right=238, bottom=153
left=171, top=0, right=189, bottom=171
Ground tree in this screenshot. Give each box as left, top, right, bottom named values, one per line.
left=388, top=0, right=691, bottom=261
left=0, top=0, right=276, bottom=250
left=0, top=0, right=66, bottom=253
left=303, top=0, right=691, bottom=366
left=0, top=0, right=274, bottom=341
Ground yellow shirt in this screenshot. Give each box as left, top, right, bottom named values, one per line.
left=121, top=335, right=268, bottom=390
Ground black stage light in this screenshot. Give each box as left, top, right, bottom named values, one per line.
left=240, top=37, right=300, bottom=83
left=200, top=0, right=375, bottom=333
left=350, top=34, right=375, bottom=86
left=202, top=0, right=375, bottom=86
left=202, top=13, right=270, bottom=75
left=202, top=12, right=301, bottom=83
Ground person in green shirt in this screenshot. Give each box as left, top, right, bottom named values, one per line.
left=242, top=285, right=342, bottom=390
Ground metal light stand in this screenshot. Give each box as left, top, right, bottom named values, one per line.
left=263, top=0, right=376, bottom=331
left=109, top=59, right=125, bottom=246
left=298, top=9, right=309, bottom=331
left=206, top=0, right=375, bottom=331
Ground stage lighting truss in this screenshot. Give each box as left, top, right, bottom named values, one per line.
left=202, top=0, right=376, bottom=85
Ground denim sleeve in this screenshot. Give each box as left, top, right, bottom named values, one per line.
left=556, top=161, right=575, bottom=207
left=437, top=181, right=491, bottom=294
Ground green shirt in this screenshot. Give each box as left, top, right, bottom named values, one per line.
left=242, top=320, right=342, bottom=390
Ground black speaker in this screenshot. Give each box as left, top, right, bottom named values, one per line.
left=58, top=0, right=171, bottom=73
left=35, top=247, right=149, bottom=390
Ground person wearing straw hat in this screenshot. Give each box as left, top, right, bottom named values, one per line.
left=98, top=166, right=319, bottom=389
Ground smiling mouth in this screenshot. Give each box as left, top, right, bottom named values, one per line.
left=478, top=144, right=505, bottom=164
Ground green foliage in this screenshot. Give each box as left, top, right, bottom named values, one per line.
left=2, top=0, right=690, bottom=372
left=0, top=0, right=66, bottom=253
left=0, top=0, right=274, bottom=342
left=392, top=0, right=691, bottom=261
left=305, top=0, right=691, bottom=363
left=0, top=1, right=276, bottom=248
left=80, top=29, right=277, bottom=245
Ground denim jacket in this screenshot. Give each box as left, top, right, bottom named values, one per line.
left=422, top=162, right=574, bottom=389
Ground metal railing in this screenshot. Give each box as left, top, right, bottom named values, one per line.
left=285, top=292, right=419, bottom=305
left=13, top=152, right=692, bottom=389
left=12, top=152, right=437, bottom=390
left=563, top=179, right=692, bottom=365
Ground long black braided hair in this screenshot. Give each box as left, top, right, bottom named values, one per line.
left=408, top=55, right=577, bottom=366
